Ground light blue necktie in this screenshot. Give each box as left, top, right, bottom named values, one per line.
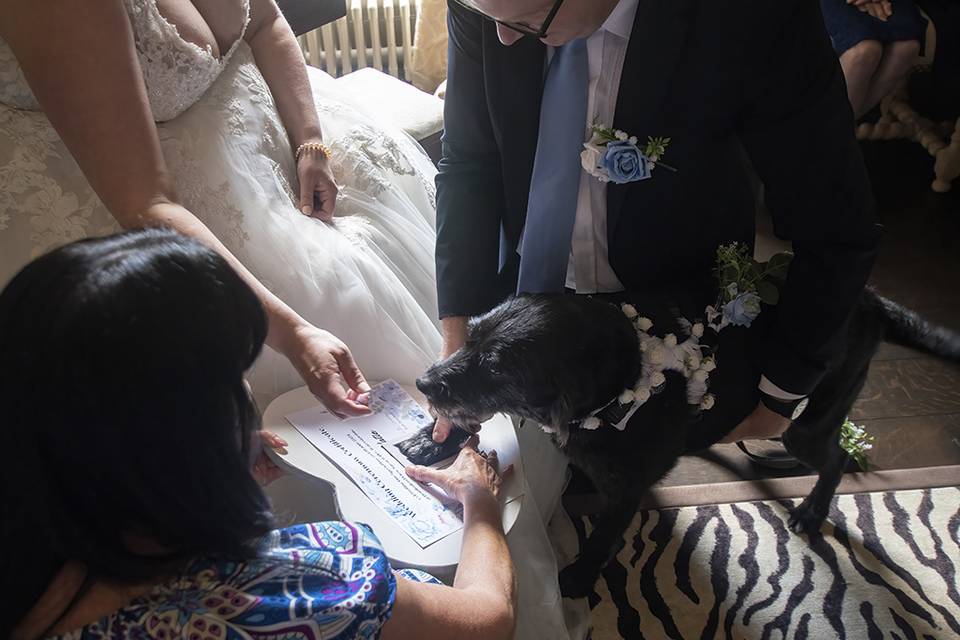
left=517, top=39, right=589, bottom=294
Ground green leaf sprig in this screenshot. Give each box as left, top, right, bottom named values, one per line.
left=715, top=242, right=793, bottom=306
left=840, top=418, right=875, bottom=471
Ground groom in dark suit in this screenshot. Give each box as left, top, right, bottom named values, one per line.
left=431, top=0, right=882, bottom=444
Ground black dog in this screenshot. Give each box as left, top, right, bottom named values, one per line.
left=410, top=288, right=960, bottom=598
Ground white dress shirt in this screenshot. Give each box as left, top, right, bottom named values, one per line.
left=563, top=0, right=639, bottom=293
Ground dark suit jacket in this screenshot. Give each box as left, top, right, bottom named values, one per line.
left=435, top=0, right=882, bottom=395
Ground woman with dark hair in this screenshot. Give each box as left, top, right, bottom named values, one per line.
left=1, top=229, right=514, bottom=640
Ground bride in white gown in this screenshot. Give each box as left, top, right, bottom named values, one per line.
left=0, top=1, right=584, bottom=637
left=0, top=0, right=440, bottom=404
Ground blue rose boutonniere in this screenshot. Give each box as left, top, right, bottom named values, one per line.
left=706, top=242, right=794, bottom=331
left=581, top=125, right=675, bottom=184
left=603, top=141, right=651, bottom=184
left=722, top=290, right=762, bottom=327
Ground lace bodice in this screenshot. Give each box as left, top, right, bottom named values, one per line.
left=0, top=0, right=250, bottom=122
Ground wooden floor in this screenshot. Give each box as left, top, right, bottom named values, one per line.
left=660, top=139, right=960, bottom=487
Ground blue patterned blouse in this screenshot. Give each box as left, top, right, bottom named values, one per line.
left=53, top=521, right=440, bottom=639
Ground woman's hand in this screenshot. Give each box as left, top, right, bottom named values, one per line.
left=849, top=0, right=893, bottom=20
left=405, top=437, right=512, bottom=505
left=252, top=430, right=287, bottom=486
left=297, top=144, right=338, bottom=222
left=285, top=323, right=372, bottom=418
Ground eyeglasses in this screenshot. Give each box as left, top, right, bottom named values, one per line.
left=453, top=0, right=567, bottom=39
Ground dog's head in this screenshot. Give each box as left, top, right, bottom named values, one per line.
left=417, top=295, right=640, bottom=435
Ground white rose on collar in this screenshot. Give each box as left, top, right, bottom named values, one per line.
left=582, top=416, right=602, bottom=430
left=581, top=142, right=604, bottom=174
left=621, top=303, right=638, bottom=319
left=637, top=317, right=654, bottom=331
left=649, top=346, right=666, bottom=365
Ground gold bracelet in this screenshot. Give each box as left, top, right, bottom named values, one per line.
left=295, top=141, right=331, bottom=161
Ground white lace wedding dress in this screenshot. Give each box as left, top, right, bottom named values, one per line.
left=0, top=3, right=586, bottom=637
left=0, top=0, right=441, bottom=396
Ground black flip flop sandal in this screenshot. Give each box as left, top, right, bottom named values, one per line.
left=736, top=437, right=801, bottom=470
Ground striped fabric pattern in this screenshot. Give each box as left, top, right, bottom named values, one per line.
left=585, top=487, right=960, bottom=639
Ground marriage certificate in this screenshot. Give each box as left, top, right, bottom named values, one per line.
left=285, top=380, right=464, bottom=547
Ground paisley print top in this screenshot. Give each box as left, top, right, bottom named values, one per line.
left=52, top=521, right=439, bottom=639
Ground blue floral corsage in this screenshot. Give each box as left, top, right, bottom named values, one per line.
left=581, top=125, right=675, bottom=184
left=706, top=242, right=793, bottom=331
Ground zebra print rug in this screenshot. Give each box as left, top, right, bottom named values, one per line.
left=582, top=486, right=960, bottom=639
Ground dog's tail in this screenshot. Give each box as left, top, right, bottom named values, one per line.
left=868, top=288, right=960, bottom=360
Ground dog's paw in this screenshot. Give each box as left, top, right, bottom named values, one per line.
left=395, top=425, right=444, bottom=465
left=558, top=561, right=601, bottom=600
left=788, top=500, right=827, bottom=535
left=395, top=424, right=470, bottom=467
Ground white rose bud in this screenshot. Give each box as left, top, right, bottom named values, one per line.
left=700, top=394, right=716, bottom=411
left=619, top=389, right=636, bottom=404
left=582, top=416, right=602, bottom=431
left=628, top=136, right=638, bottom=145
left=651, top=371, right=666, bottom=387
left=702, top=358, right=716, bottom=372
left=692, top=369, right=709, bottom=383
left=637, top=317, right=653, bottom=331
left=634, top=388, right=651, bottom=404
left=615, top=130, right=629, bottom=141
left=692, top=323, right=705, bottom=338
left=580, top=150, right=595, bottom=173
left=621, top=303, right=638, bottom=319
left=663, top=333, right=678, bottom=347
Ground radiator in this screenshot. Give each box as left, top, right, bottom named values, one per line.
left=297, top=0, right=418, bottom=81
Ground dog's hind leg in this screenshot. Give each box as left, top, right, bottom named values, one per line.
left=783, top=421, right=848, bottom=534
left=783, top=363, right=871, bottom=534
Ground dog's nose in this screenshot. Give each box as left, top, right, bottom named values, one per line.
left=416, top=376, right=441, bottom=398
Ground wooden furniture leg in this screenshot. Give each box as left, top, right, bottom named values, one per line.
left=932, top=116, right=960, bottom=193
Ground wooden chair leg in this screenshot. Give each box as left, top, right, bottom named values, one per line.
left=932, top=116, right=960, bottom=194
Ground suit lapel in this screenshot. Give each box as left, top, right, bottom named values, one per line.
left=486, top=30, right=546, bottom=270
left=607, top=0, right=696, bottom=238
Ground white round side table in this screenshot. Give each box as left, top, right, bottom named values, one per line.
left=262, top=384, right=524, bottom=573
